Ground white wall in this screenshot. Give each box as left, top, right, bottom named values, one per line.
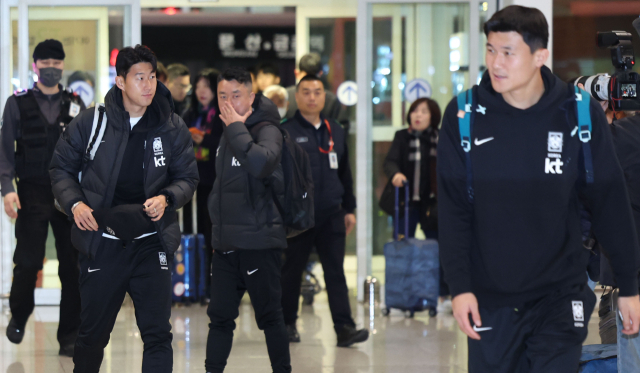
left=500, top=0, right=553, bottom=69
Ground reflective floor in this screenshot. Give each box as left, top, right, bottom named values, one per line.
left=0, top=288, right=603, bottom=373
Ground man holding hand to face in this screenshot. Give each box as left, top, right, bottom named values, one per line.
left=205, top=67, right=291, bottom=373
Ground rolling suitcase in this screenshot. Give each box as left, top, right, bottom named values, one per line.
left=172, top=192, right=208, bottom=305
left=382, top=184, right=439, bottom=317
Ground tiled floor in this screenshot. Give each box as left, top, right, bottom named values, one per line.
left=0, top=288, right=603, bottom=373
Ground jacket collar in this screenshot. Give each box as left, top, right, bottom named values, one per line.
left=31, top=82, right=63, bottom=100
left=103, top=81, right=176, bottom=132
left=294, top=110, right=326, bottom=130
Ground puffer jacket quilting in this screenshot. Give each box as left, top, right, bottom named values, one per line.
left=209, top=94, right=286, bottom=251
left=50, top=82, right=199, bottom=257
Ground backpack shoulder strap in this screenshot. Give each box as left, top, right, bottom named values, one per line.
left=85, top=103, right=107, bottom=162
left=456, top=87, right=477, bottom=202
left=574, top=85, right=594, bottom=184
left=248, top=122, right=272, bottom=138
left=457, top=89, right=473, bottom=152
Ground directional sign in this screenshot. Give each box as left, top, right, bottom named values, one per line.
left=337, top=81, right=358, bottom=106
left=69, top=81, right=94, bottom=107
left=404, top=78, right=432, bottom=102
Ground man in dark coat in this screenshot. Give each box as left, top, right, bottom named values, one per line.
left=280, top=75, right=368, bottom=347
left=205, top=67, right=290, bottom=373
left=0, top=39, right=84, bottom=355
left=50, top=45, right=198, bottom=373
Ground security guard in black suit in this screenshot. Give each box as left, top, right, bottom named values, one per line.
left=0, top=39, right=84, bottom=356
left=280, top=75, right=369, bottom=347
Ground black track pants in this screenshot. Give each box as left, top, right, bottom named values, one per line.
left=73, top=235, right=173, bottom=373
left=206, top=249, right=291, bottom=373
left=468, top=284, right=596, bottom=373
left=10, top=182, right=80, bottom=346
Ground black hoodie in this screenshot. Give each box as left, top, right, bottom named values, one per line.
left=437, top=66, right=640, bottom=307
left=50, top=82, right=199, bottom=257
left=208, top=94, right=286, bottom=251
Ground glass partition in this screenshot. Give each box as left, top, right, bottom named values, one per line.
left=11, top=6, right=127, bottom=105
left=371, top=2, right=471, bottom=256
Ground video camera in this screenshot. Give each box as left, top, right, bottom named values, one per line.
left=573, top=17, right=640, bottom=111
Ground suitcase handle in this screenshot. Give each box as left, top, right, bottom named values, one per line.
left=393, top=182, right=410, bottom=241
left=178, top=191, right=198, bottom=234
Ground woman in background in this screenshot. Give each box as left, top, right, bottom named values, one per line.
left=382, top=97, right=451, bottom=312
left=182, top=68, right=222, bottom=303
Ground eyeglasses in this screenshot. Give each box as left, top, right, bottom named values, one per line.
left=179, top=84, right=192, bottom=92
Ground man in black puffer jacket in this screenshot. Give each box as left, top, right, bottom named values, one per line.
left=206, top=68, right=290, bottom=373
left=50, top=45, right=198, bottom=373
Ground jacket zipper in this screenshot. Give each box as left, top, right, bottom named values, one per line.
left=219, top=141, right=226, bottom=246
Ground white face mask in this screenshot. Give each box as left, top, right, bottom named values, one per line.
left=278, top=107, right=287, bottom=119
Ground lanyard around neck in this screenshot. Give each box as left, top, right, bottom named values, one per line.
left=318, top=119, right=334, bottom=154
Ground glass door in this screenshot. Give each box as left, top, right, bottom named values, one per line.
left=355, top=0, right=496, bottom=301
left=0, top=0, right=139, bottom=311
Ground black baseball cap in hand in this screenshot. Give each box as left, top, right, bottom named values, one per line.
left=93, top=204, right=155, bottom=241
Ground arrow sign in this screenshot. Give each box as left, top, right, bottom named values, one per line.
left=75, top=85, right=90, bottom=97
left=337, top=81, right=358, bottom=106
left=344, top=86, right=356, bottom=101
left=409, top=83, right=426, bottom=97
left=69, top=81, right=95, bottom=107
left=404, top=78, right=432, bottom=102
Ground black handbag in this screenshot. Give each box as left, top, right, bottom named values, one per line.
left=379, top=179, right=407, bottom=216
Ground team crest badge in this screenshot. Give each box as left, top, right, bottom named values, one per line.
left=153, top=137, right=163, bottom=153
left=159, top=252, right=168, bottom=266
left=572, top=300, right=584, bottom=327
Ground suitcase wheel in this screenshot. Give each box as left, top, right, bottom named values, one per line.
left=405, top=310, right=415, bottom=318
left=429, top=308, right=437, bottom=317
left=381, top=308, right=390, bottom=317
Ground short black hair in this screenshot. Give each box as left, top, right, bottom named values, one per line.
left=217, top=67, right=253, bottom=89
left=166, top=63, right=190, bottom=80
left=115, top=45, right=157, bottom=78
left=483, top=5, right=548, bottom=53
left=296, top=74, right=324, bottom=91
left=257, top=63, right=280, bottom=77
left=298, top=53, right=322, bottom=76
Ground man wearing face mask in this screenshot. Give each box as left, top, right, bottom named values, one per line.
left=0, top=39, right=84, bottom=355
left=262, top=84, right=289, bottom=120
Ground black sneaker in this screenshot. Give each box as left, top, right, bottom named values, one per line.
left=6, top=318, right=25, bottom=344
left=286, top=324, right=300, bottom=343
left=336, top=325, right=369, bottom=347
left=59, top=343, right=75, bottom=357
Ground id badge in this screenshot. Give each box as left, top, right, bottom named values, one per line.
left=69, top=102, right=81, bottom=118
left=329, top=151, right=339, bottom=169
